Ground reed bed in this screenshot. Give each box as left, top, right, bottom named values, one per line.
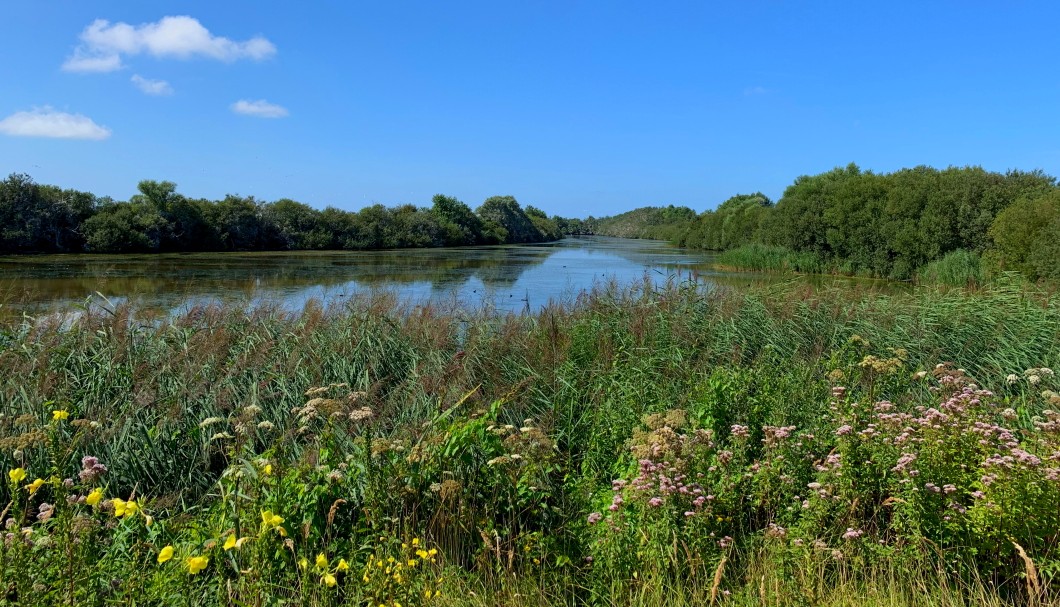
left=1, top=281, right=1058, bottom=605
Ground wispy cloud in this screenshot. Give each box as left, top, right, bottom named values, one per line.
left=231, top=99, right=288, bottom=118
left=0, top=107, right=111, bottom=140
left=743, top=86, right=769, bottom=96
left=63, top=54, right=123, bottom=73
left=63, top=16, right=276, bottom=73
left=131, top=74, right=173, bottom=96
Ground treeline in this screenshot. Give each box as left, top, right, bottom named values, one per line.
left=0, top=174, right=572, bottom=254
left=595, top=164, right=1060, bottom=282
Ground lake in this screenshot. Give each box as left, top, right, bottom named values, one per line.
left=0, top=237, right=890, bottom=316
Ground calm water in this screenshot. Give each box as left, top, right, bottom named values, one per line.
left=0, top=237, right=886, bottom=315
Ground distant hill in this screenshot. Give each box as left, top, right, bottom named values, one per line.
left=593, top=205, right=698, bottom=240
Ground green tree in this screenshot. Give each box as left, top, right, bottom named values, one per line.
left=476, top=196, right=541, bottom=243
left=988, top=191, right=1060, bottom=280
left=431, top=194, right=484, bottom=246
left=0, top=174, right=98, bottom=253
left=82, top=202, right=168, bottom=252
left=208, top=195, right=267, bottom=250
left=262, top=199, right=329, bottom=250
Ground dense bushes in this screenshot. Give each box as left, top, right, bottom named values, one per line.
left=676, top=193, right=773, bottom=251
left=988, top=190, right=1060, bottom=282
left=0, top=175, right=566, bottom=254
left=761, top=165, right=1054, bottom=280
left=592, top=205, right=696, bottom=240
left=595, top=164, right=1060, bottom=282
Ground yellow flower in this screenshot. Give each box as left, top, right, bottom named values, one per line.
left=112, top=498, right=138, bottom=518
left=52, top=410, right=70, bottom=421
left=86, top=487, right=103, bottom=506
left=158, top=545, right=174, bottom=563
left=26, top=478, right=45, bottom=494
left=145, top=515, right=154, bottom=527
left=411, top=537, right=420, bottom=546
left=322, top=573, right=337, bottom=587
left=336, top=558, right=349, bottom=571
left=264, top=463, right=273, bottom=475
left=186, top=555, right=209, bottom=575
left=407, top=559, right=417, bottom=567
left=315, top=553, right=328, bottom=569
left=416, top=549, right=429, bottom=559
left=223, top=534, right=237, bottom=551
left=261, top=510, right=284, bottom=527
left=9, top=468, right=27, bottom=484
left=428, top=548, right=437, bottom=557
left=298, top=557, right=309, bottom=570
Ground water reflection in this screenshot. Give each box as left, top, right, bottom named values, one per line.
left=0, top=237, right=899, bottom=315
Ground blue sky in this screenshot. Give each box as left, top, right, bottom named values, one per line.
left=1, top=2, right=1059, bottom=217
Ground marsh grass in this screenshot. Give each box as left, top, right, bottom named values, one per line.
left=917, top=250, right=986, bottom=287
left=1, top=281, right=1058, bottom=605
left=714, top=244, right=829, bottom=274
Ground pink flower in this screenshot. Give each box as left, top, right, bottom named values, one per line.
left=842, top=528, right=863, bottom=540
left=79, top=456, right=108, bottom=482
left=587, top=512, right=603, bottom=525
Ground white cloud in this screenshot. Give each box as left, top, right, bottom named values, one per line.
left=131, top=74, right=173, bottom=95
left=231, top=99, right=288, bottom=118
left=0, top=107, right=111, bottom=140
left=62, top=16, right=276, bottom=72
left=62, top=53, right=124, bottom=73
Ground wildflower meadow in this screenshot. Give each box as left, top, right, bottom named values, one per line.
left=2, top=280, right=1059, bottom=606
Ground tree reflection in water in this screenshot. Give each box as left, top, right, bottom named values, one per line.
left=0, top=237, right=901, bottom=316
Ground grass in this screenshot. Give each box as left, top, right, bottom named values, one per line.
left=917, top=250, right=985, bottom=287
left=713, top=244, right=829, bottom=275
left=1, top=281, right=1059, bottom=605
